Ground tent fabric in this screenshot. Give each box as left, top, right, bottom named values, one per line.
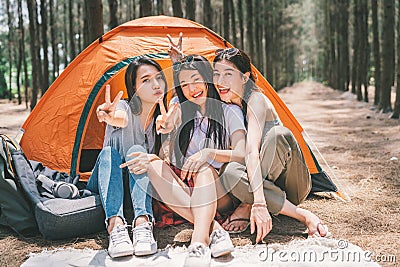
left=20, top=15, right=336, bottom=192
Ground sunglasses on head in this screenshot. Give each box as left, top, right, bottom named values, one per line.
left=215, top=48, right=240, bottom=58
left=172, top=55, right=195, bottom=72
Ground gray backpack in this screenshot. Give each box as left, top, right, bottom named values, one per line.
left=1, top=133, right=105, bottom=240
left=0, top=134, right=37, bottom=236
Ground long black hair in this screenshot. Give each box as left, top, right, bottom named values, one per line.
left=124, top=56, right=167, bottom=155
left=213, top=48, right=258, bottom=124
left=173, top=55, right=227, bottom=168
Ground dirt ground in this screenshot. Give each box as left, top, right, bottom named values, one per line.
left=0, top=81, right=399, bottom=267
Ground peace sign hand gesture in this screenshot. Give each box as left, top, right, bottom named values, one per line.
left=167, top=32, right=184, bottom=63
left=96, top=84, right=123, bottom=124
left=156, top=99, right=180, bottom=134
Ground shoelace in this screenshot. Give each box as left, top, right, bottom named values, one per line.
left=110, top=226, right=131, bottom=245
left=133, top=224, right=153, bottom=243
left=188, top=243, right=205, bottom=257
left=210, top=229, right=226, bottom=244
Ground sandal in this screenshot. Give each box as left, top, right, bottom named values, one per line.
left=223, top=215, right=250, bottom=234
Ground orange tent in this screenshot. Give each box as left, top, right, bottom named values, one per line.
left=20, top=16, right=342, bottom=196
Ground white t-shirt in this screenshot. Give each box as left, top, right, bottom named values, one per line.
left=171, top=97, right=246, bottom=169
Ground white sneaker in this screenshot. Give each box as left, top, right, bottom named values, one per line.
left=209, top=228, right=234, bottom=257
left=183, top=242, right=212, bottom=267
left=108, top=224, right=134, bottom=258
left=132, top=222, right=157, bottom=256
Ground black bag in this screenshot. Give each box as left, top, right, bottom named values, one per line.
left=11, top=150, right=106, bottom=240
left=0, top=134, right=37, bottom=236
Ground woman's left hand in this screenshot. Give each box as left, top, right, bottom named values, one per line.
left=181, top=148, right=212, bottom=180
left=120, top=151, right=150, bottom=175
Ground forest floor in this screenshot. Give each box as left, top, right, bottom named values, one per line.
left=0, top=81, right=399, bottom=266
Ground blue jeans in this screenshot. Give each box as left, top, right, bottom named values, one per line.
left=86, top=145, right=153, bottom=227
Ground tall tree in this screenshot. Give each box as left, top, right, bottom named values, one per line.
left=63, top=1, right=69, bottom=67
left=254, top=0, right=263, bottom=71
left=18, top=0, right=29, bottom=107
left=6, top=0, right=13, bottom=100
left=140, top=0, right=152, bottom=17
left=49, top=0, right=58, bottom=81
left=108, top=0, right=119, bottom=29
left=157, top=0, right=164, bottom=15
left=68, top=0, right=76, bottom=61
left=41, top=0, right=50, bottom=93
left=371, top=0, right=381, bottom=105
left=379, top=0, right=394, bottom=112
left=27, top=0, right=40, bottom=110
left=264, top=0, right=273, bottom=84
left=360, top=0, right=369, bottom=102
left=228, top=0, right=237, bottom=46
left=77, top=2, right=82, bottom=52
left=391, top=0, right=400, bottom=118
left=350, top=0, right=359, bottom=94
left=337, top=0, right=349, bottom=91
left=223, top=0, right=230, bottom=40
left=203, top=0, right=213, bottom=29
left=85, top=0, right=104, bottom=47
left=238, top=0, right=244, bottom=49
left=186, top=0, right=195, bottom=20
left=246, top=0, right=254, bottom=59
left=172, top=0, right=183, bottom=17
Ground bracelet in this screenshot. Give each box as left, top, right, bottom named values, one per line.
left=252, top=202, right=267, bottom=208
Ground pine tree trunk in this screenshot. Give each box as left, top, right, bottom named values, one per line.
left=223, top=0, right=230, bottom=40
left=35, top=2, right=43, bottom=94
left=380, top=0, right=394, bottom=112
left=68, top=0, right=76, bottom=61
left=391, top=0, right=400, bottom=118
left=186, top=0, right=195, bottom=20
left=49, top=0, right=59, bottom=80
left=343, top=0, right=350, bottom=91
left=371, top=0, right=381, bottom=105
left=140, top=0, right=152, bottom=17
left=19, top=0, right=29, bottom=108
left=238, top=0, right=244, bottom=49
left=157, top=0, right=164, bottom=15
left=172, top=0, right=183, bottom=17
left=228, top=0, right=236, bottom=46
left=63, top=1, right=69, bottom=67
left=41, top=0, right=50, bottom=93
left=27, top=0, right=40, bottom=110
left=77, top=3, right=82, bottom=52
left=255, top=0, right=263, bottom=71
left=264, top=0, right=273, bottom=85
left=246, top=0, right=254, bottom=59
left=6, top=0, right=13, bottom=100
left=203, top=0, right=213, bottom=29
left=17, top=0, right=24, bottom=105
left=85, top=0, right=104, bottom=46
left=108, top=0, right=119, bottom=29
left=351, top=1, right=358, bottom=94
left=361, top=0, right=369, bottom=102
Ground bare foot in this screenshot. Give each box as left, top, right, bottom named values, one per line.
left=222, top=203, right=251, bottom=232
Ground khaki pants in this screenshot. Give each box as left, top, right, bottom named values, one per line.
left=219, top=125, right=311, bottom=214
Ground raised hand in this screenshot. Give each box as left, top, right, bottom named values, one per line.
left=155, top=99, right=180, bottom=134
left=167, top=32, right=184, bottom=63
left=96, top=84, right=123, bottom=124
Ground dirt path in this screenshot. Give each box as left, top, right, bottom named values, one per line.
left=0, top=82, right=399, bottom=266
